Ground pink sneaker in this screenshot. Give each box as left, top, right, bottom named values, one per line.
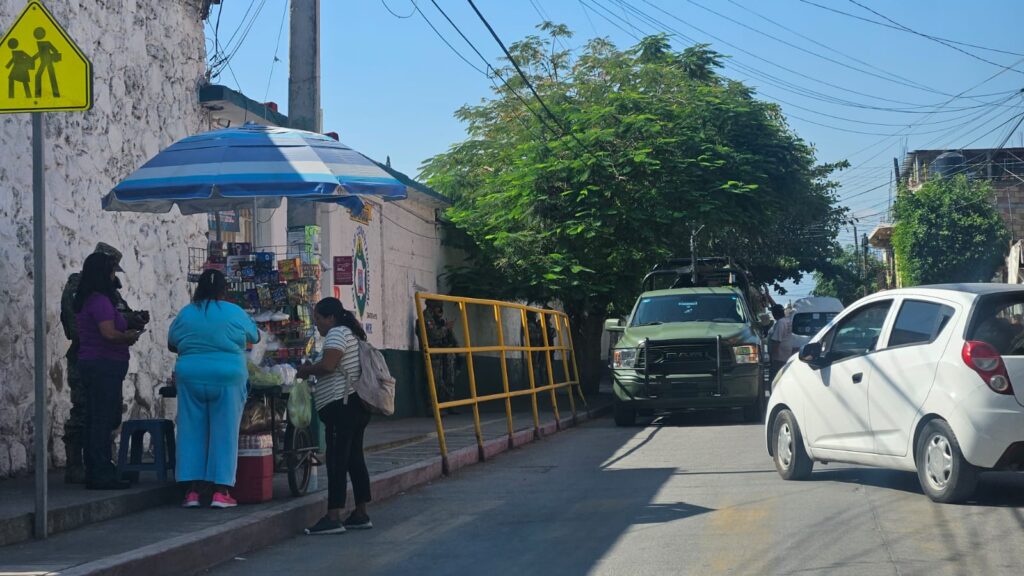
left=182, top=491, right=201, bottom=508
left=210, top=492, right=238, bottom=509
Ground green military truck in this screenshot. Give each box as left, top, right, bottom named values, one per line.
left=605, top=258, right=771, bottom=426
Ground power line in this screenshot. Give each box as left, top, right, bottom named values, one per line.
left=382, top=0, right=415, bottom=19
left=845, top=0, right=1024, bottom=75
left=688, top=0, right=976, bottom=100
left=421, top=0, right=563, bottom=137
left=465, top=0, right=599, bottom=160
left=262, top=0, right=290, bottom=103
left=797, top=0, right=1024, bottom=59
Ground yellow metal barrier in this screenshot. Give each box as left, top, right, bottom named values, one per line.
left=415, top=293, right=587, bottom=473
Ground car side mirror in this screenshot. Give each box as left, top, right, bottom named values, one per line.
left=799, top=342, right=826, bottom=369
left=604, top=318, right=625, bottom=333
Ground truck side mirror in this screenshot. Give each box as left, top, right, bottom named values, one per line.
left=604, top=318, right=625, bottom=333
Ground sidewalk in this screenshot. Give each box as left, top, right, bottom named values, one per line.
left=0, top=393, right=610, bottom=576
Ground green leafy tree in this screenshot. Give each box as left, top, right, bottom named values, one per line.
left=812, top=244, right=885, bottom=305
left=891, top=175, right=1009, bottom=286
left=421, top=28, right=845, bottom=391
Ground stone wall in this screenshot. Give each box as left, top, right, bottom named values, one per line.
left=0, top=0, right=210, bottom=477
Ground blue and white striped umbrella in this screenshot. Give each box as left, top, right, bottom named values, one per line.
left=102, top=123, right=407, bottom=215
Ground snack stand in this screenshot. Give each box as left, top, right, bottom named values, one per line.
left=103, top=124, right=409, bottom=498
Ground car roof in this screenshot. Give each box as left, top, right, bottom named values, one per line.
left=871, top=283, right=1024, bottom=305
left=792, top=296, right=844, bottom=313
left=640, top=286, right=742, bottom=298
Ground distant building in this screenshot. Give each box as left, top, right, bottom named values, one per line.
left=869, top=147, right=1024, bottom=287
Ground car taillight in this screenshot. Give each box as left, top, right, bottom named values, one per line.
left=962, top=341, right=1014, bottom=395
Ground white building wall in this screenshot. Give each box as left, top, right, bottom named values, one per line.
left=0, top=0, right=209, bottom=477
left=319, top=194, right=444, bottom=351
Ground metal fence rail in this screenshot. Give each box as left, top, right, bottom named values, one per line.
left=415, top=293, right=586, bottom=473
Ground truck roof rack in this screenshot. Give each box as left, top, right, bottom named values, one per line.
left=641, top=256, right=753, bottom=294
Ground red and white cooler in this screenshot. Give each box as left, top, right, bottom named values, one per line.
left=234, top=434, right=273, bottom=504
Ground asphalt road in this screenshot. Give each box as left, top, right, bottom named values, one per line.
left=206, top=411, right=1024, bottom=576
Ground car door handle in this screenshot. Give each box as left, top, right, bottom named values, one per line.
left=852, top=372, right=863, bottom=384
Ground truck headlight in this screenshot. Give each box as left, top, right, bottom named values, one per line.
left=733, top=344, right=759, bottom=364
left=613, top=348, right=639, bottom=368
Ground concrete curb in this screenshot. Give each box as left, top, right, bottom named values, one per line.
left=61, top=402, right=611, bottom=576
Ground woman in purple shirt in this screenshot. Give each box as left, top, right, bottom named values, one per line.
left=73, top=252, right=143, bottom=490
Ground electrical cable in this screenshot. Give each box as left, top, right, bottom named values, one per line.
left=420, top=0, right=564, bottom=137
left=796, top=0, right=1024, bottom=58
left=382, top=0, right=415, bottom=19
left=688, top=0, right=981, bottom=100
left=465, top=0, right=606, bottom=164
left=846, top=0, right=1024, bottom=75
left=262, top=0, right=290, bottom=104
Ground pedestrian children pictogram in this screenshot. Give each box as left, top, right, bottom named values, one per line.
left=0, top=0, right=91, bottom=113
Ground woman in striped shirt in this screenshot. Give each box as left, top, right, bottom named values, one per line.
left=296, top=298, right=372, bottom=535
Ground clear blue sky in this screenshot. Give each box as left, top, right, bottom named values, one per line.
left=214, top=0, right=1024, bottom=299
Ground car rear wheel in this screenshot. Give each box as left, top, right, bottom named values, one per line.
left=773, top=409, right=813, bottom=480
left=613, top=402, right=636, bottom=427
left=916, top=420, right=978, bottom=504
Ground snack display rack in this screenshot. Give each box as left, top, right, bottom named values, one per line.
left=188, top=241, right=322, bottom=365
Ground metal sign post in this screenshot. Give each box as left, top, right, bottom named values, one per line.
left=32, top=112, right=47, bottom=539
left=1, top=0, right=94, bottom=539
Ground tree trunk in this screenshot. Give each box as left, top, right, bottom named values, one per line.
left=569, top=309, right=607, bottom=396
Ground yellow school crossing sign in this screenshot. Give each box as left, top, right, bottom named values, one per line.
left=0, top=0, right=91, bottom=113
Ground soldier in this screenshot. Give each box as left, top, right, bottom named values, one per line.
left=418, top=300, right=459, bottom=415
left=60, top=243, right=149, bottom=483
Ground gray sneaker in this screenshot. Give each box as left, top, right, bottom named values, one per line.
left=305, top=516, right=345, bottom=535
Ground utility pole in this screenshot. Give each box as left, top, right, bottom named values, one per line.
left=853, top=222, right=860, bottom=293
left=690, top=224, right=705, bottom=285
left=862, top=233, right=870, bottom=297
left=287, top=0, right=331, bottom=296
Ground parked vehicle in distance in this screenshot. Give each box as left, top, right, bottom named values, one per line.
left=607, top=286, right=770, bottom=426
left=787, top=296, right=844, bottom=357
left=766, top=284, right=1024, bottom=503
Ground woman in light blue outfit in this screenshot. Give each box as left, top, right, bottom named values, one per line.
left=168, top=269, right=259, bottom=509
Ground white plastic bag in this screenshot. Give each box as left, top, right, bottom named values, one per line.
left=270, top=363, right=297, bottom=386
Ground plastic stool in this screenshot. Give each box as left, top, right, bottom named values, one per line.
left=117, top=419, right=176, bottom=483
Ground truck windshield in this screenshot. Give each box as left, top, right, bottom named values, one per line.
left=631, top=294, right=746, bottom=326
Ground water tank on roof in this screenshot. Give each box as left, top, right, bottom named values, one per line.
left=929, top=151, right=966, bottom=179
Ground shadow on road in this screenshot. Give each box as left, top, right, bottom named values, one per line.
left=808, top=466, right=1024, bottom=507
left=650, top=408, right=755, bottom=428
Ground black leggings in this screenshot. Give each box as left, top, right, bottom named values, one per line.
left=319, top=395, right=372, bottom=510
left=79, top=359, right=129, bottom=483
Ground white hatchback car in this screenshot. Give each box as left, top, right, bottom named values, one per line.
left=766, top=284, right=1024, bottom=503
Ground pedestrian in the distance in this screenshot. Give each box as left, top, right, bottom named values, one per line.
left=73, top=252, right=143, bottom=490
left=419, top=299, right=459, bottom=414
left=168, top=269, right=259, bottom=509
left=768, top=304, right=793, bottom=384
left=298, top=297, right=373, bottom=535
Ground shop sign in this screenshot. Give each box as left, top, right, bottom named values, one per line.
left=333, top=256, right=353, bottom=285
left=207, top=210, right=240, bottom=232
left=349, top=202, right=373, bottom=225
left=353, top=227, right=370, bottom=318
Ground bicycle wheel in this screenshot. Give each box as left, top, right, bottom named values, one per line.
left=284, top=423, right=313, bottom=496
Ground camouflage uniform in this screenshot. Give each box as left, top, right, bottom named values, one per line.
left=60, top=244, right=147, bottom=483
left=420, top=309, right=458, bottom=407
